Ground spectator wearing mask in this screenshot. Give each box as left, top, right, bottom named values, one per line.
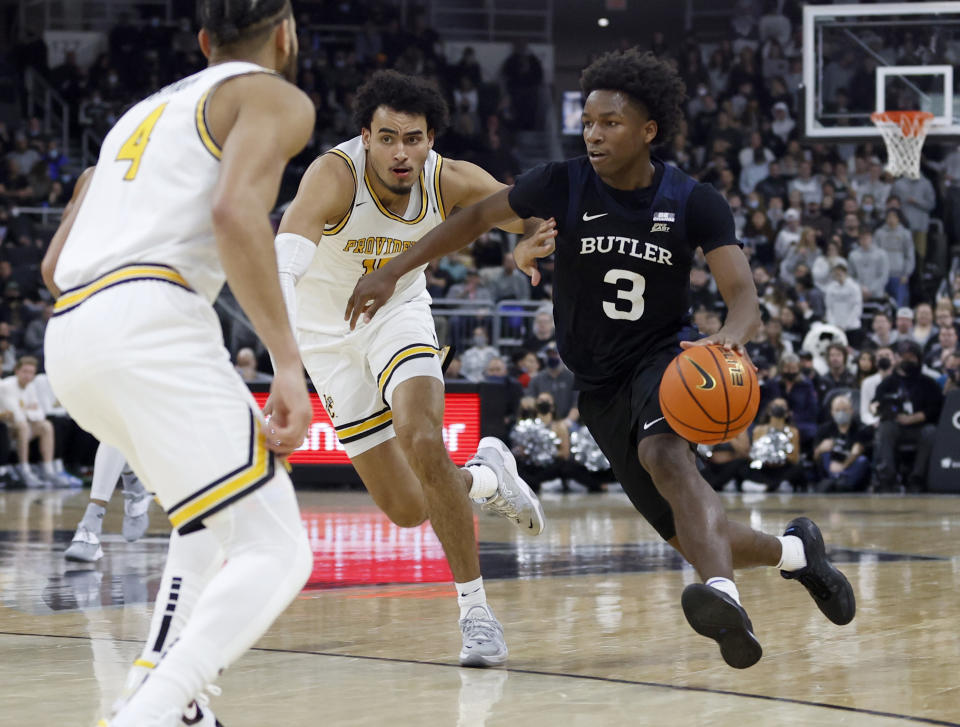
left=460, top=327, right=500, bottom=382
left=848, top=230, right=890, bottom=302
left=740, top=398, right=803, bottom=493
left=824, top=260, right=863, bottom=347
left=813, top=394, right=872, bottom=492
left=874, top=209, right=915, bottom=307
left=861, top=346, right=895, bottom=427
left=768, top=352, right=819, bottom=447
left=526, top=343, right=576, bottom=419
left=873, top=340, right=943, bottom=491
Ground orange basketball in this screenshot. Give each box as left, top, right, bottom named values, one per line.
left=659, top=344, right=759, bottom=445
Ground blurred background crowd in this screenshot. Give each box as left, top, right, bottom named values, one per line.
left=0, top=0, right=958, bottom=494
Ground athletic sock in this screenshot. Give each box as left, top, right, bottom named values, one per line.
left=81, top=502, right=106, bottom=533
left=776, top=535, right=807, bottom=572
left=455, top=577, right=487, bottom=618
left=42, top=461, right=56, bottom=476
left=465, top=464, right=498, bottom=501
left=705, top=576, right=741, bottom=605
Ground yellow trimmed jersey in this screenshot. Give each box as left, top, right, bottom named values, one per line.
left=295, top=135, right=446, bottom=335
left=54, top=61, right=271, bottom=303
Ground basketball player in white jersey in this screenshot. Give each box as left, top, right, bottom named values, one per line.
left=275, top=70, right=544, bottom=668
left=42, top=2, right=313, bottom=725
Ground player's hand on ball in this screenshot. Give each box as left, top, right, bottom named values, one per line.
left=345, top=267, right=400, bottom=329
left=680, top=330, right=755, bottom=370
left=515, top=218, right=557, bottom=286
left=264, top=367, right=311, bottom=457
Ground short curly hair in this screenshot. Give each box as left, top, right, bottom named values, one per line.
left=353, top=70, right=449, bottom=136
left=580, top=48, right=686, bottom=146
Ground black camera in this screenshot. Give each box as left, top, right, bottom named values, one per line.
left=877, top=390, right=905, bottom=421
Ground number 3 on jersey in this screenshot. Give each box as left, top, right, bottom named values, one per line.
left=116, top=103, right=168, bottom=181
left=602, top=269, right=645, bottom=321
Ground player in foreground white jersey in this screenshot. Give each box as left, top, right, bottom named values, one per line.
left=276, top=70, right=544, bottom=668
left=42, top=2, right=313, bottom=725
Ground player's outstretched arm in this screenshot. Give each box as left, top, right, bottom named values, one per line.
left=345, top=186, right=518, bottom=328
left=41, top=166, right=95, bottom=297
left=208, top=73, right=315, bottom=455
left=683, top=245, right=762, bottom=355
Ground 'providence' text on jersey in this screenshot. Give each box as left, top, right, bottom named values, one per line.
left=508, top=157, right=739, bottom=389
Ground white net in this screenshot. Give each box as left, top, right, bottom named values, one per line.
left=870, top=111, right=934, bottom=180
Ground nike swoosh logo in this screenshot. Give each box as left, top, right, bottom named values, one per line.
left=643, top=417, right=665, bottom=430
left=684, top=356, right=717, bottom=390
left=582, top=212, right=608, bottom=221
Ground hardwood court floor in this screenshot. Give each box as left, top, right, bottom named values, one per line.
left=1, top=487, right=959, bottom=726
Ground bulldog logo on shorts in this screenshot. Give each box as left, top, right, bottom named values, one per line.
left=323, top=393, right=336, bottom=419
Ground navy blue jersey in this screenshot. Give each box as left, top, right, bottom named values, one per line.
left=508, top=157, right=738, bottom=389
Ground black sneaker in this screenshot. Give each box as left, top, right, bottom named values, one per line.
left=681, top=583, right=762, bottom=669
left=780, top=517, right=856, bottom=625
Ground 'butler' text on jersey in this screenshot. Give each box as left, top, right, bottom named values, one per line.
left=508, top=157, right=739, bottom=389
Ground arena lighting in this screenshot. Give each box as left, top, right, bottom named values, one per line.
left=597, top=17, right=610, bottom=27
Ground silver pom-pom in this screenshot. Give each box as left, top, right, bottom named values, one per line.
left=570, top=427, right=610, bottom=472
left=510, top=418, right=560, bottom=467
left=749, top=429, right=794, bottom=468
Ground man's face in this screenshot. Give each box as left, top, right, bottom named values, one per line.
left=873, top=315, right=891, bottom=336
left=828, top=348, right=845, bottom=371
left=582, top=90, right=656, bottom=179
left=941, top=325, right=958, bottom=349
left=896, top=315, right=913, bottom=334
left=362, top=106, right=433, bottom=196
left=15, top=363, right=35, bottom=388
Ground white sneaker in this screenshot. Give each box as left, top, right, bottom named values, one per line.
left=122, top=485, right=151, bottom=542
left=467, top=437, right=545, bottom=536
left=741, top=479, right=767, bottom=493
left=64, top=524, right=103, bottom=562
left=459, top=604, right=508, bottom=667
left=19, top=465, right=45, bottom=488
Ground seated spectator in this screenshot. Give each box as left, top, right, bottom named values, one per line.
left=0, top=322, right=16, bottom=375
left=911, top=302, right=936, bottom=348
left=824, top=260, right=863, bottom=347
left=22, top=300, right=52, bottom=358
left=699, top=430, right=750, bottom=492
left=814, top=342, right=857, bottom=406
left=794, top=268, right=826, bottom=321
left=872, top=340, right=943, bottom=491
left=937, top=350, right=960, bottom=393
left=511, top=349, right=540, bottom=388
left=234, top=347, right=272, bottom=383
left=768, top=352, right=819, bottom=447
left=774, top=207, right=802, bottom=259
left=861, top=346, right=894, bottom=427
left=803, top=199, right=833, bottom=242
left=448, top=268, right=494, bottom=304
left=489, top=252, right=529, bottom=302
left=741, top=398, right=804, bottom=493
left=778, top=305, right=806, bottom=347
left=522, top=310, right=555, bottom=355
left=444, top=354, right=467, bottom=382
left=741, top=209, right=775, bottom=264
left=526, top=342, right=576, bottom=419
left=848, top=230, right=890, bottom=302
left=875, top=209, right=915, bottom=307
left=483, top=356, right=524, bottom=424
left=894, top=306, right=914, bottom=342
left=779, top=227, right=818, bottom=286
left=811, top=239, right=846, bottom=290
left=460, top=326, right=499, bottom=382
left=855, top=349, right=877, bottom=387
left=788, top=160, right=822, bottom=205
left=925, top=324, right=958, bottom=372
left=0, top=356, right=70, bottom=486
left=866, top=311, right=899, bottom=350
left=813, top=394, right=872, bottom=492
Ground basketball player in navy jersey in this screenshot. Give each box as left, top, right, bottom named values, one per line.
left=347, top=49, right=856, bottom=669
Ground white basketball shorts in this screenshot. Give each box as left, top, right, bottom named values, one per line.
left=45, top=265, right=282, bottom=535
left=297, top=293, right=442, bottom=457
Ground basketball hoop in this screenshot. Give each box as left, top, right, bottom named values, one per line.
left=870, top=110, right=935, bottom=180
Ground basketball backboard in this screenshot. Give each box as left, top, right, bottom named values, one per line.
left=803, top=2, right=960, bottom=140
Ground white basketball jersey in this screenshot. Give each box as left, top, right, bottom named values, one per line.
left=295, top=135, right=446, bottom=335
left=54, top=62, right=271, bottom=302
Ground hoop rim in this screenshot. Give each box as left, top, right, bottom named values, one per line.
left=870, top=110, right=936, bottom=137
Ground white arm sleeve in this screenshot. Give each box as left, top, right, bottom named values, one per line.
left=274, top=232, right=318, bottom=333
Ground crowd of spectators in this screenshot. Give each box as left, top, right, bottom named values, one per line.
left=2, top=1, right=959, bottom=492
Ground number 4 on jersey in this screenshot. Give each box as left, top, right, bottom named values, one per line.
left=116, top=103, right=168, bottom=181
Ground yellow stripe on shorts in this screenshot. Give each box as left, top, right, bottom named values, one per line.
left=376, top=344, right=440, bottom=398
left=167, top=410, right=275, bottom=534
left=53, top=264, right=192, bottom=316
left=335, top=407, right=394, bottom=443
